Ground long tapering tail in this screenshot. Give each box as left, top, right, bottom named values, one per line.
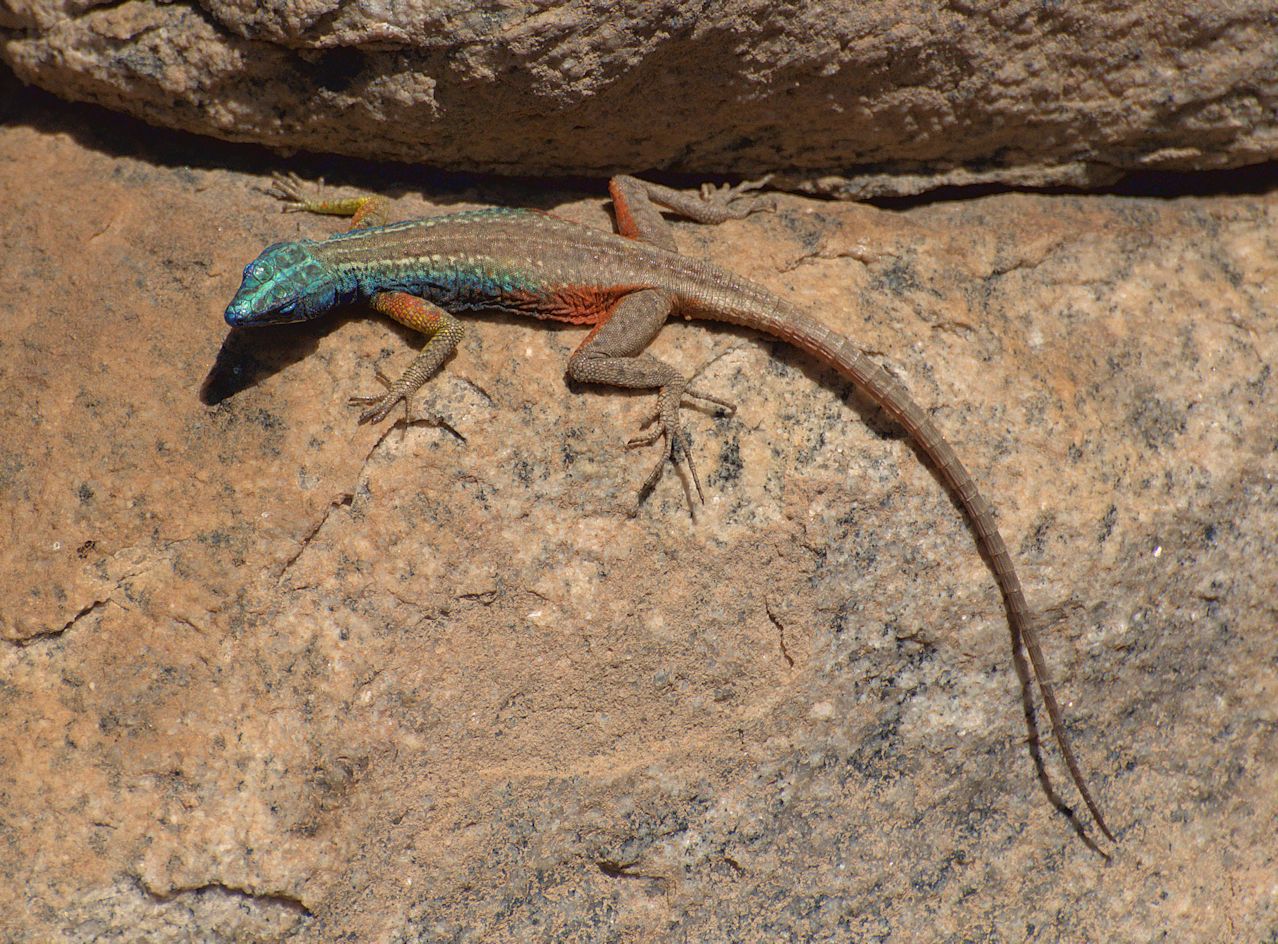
left=704, top=299, right=1113, bottom=842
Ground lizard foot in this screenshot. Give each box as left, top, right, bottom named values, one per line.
left=627, top=381, right=735, bottom=511
left=261, top=172, right=319, bottom=212
left=349, top=369, right=414, bottom=425
left=259, top=173, right=389, bottom=227
left=697, top=175, right=777, bottom=218
left=349, top=370, right=463, bottom=439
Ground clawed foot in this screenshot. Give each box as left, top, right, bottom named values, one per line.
left=260, top=172, right=317, bottom=212
left=698, top=175, right=777, bottom=218
left=349, top=369, right=411, bottom=424
left=349, top=370, right=463, bottom=439
left=628, top=382, right=736, bottom=512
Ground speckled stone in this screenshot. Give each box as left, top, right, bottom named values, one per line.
left=0, top=101, right=1275, bottom=943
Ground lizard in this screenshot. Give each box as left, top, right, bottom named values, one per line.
left=223, top=173, right=1113, bottom=847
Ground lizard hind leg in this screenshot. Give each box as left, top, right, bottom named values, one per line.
left=609, top=174, right=776, bottom=248
left=567, top=288, right=722, bottom=511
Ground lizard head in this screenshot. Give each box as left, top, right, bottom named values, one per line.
left=224, top=241, right=343, bottom=326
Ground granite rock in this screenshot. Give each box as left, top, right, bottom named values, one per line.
left=0, top=101, right=1276, bottom=942
left=2, top=2, right=1277, bottom=195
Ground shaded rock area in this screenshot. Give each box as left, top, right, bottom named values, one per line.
left=1, top=98, right=1276, bottom=942
left=1, top=2, right=1276, bottom=196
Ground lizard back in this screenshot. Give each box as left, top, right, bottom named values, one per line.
left=308, top=208, right=780, bottom=326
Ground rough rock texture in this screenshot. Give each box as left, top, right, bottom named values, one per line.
left=2, top=1, right=1278, bottom=196
left=2, top=98, right=1277, bottom=943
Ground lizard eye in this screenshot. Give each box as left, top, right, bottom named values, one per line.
left=278, top=301, right=297, bottom=315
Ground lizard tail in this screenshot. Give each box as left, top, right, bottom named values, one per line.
left=703, top=299, right=1113, bottom=843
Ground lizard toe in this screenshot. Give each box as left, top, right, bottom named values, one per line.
left=349, top=369, right=412, bottom=425
left=627, top=384, right=705, bottom=510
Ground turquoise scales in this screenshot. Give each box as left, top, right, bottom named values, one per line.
left=227, top=209, right=552, bottom=322
left=224, top=174, right=1114, bottom=850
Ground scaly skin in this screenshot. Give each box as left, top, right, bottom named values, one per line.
left=225, top=174, right=1113, bottom=848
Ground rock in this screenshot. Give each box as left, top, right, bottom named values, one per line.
left=2, top=1, right=1277, bottom=195
left=0, top=97, right=1275, bottom=942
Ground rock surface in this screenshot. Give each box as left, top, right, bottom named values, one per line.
left=2, top=2, right=1277, bottom=195
left=1, top=97, right=1276, bottom=942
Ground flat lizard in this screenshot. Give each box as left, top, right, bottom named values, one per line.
left=224, top=174, right=1113, bottom=846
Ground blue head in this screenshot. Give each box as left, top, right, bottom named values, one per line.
left=224, top=241, right=347, bottom=327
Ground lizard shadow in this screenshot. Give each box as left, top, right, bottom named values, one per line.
left=200, top=309, right=360, bottom=407
left=202, top=304, right=601, bottom=410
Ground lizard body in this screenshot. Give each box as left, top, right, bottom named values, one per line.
left=224, top=175, right=1112, bottom=846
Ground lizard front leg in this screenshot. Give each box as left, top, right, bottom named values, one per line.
left=267, top=173, right=393, bottom=230
left=568, top=289, right=729, bottom=506
left=351, top=291, right=465, bottom=424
